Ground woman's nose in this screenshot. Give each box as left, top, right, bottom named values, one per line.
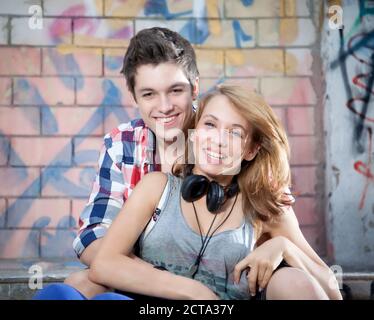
left=211, top=129, right=228, bottom=148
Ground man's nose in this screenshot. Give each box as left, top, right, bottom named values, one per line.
left=159, top=94, right=173, bottom=113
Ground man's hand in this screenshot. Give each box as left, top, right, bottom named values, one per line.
left=233, top=236, right=286, bottom=296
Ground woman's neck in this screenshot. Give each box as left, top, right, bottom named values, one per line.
left=192, top=166, right=235, bottom=187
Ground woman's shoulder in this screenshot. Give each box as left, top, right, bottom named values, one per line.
left=130, top=172, right=169, bottom=209
left=141, top=171, right=169, bottom=186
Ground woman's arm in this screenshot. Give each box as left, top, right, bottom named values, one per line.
left=89, top=172, right=219, bottom=300
left=263, top=206, right=342, bottom=300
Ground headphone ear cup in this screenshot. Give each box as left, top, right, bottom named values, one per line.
left=226, top=182, right=239, bottom=199
left=206, top=181, right=225, bottom=213
left=181, top=174, right=209, bottom=202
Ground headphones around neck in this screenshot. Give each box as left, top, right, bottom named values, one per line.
left=181, top=167, right=239, bottom=213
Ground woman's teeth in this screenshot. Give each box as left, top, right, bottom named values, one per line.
left=206, top=150, right=226, bottom=160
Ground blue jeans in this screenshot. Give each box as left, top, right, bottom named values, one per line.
left=33, top=283, right=133, bottom=300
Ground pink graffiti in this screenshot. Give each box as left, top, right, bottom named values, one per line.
left=49, top=5, right=97, bottom=40
left=354, top=128, right=373, bottom=210
left=48, top=4, right=132, bottom=41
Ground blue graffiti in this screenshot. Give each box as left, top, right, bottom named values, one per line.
left=241, top=0, right=254, bottom=6
left=232, top=20, right=253, bottom=48
left=180, top=18, right=198, bottom=44
left=0, top=133, right=10, bottom=164
left=359, top=0, right=374, bottom=18
left=0, top=79, right=135, bottom=258
left=74, top=150, right=99, bottom=166
left=46, top=48, right=80, bottom=90
left=105, top=55, right=123, bottom=73
left=21, top=230, right=40, bottom=258
left=144, top=0, right=192, bottom=20
left=16, top=79, right=59, bottom=134
left=330, top=29, right=374, bottom=70
left=41, top=106, right=59, bottom=135
left=101, top=79, right=123, bottom=106
left=105, top=105, right=140, bottom=127
left=194, top=18, right=210, bottom=44
left=40, top=218, right=77, bottom=258
left=0, top=133, right=10, bottom=153
left=42, top=167, right=96, bottom=198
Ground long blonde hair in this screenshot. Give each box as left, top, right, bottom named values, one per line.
left=173, top=84, right=293, bottom=228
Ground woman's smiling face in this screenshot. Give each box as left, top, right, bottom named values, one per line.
left=191, top=94, right=254, bottom=182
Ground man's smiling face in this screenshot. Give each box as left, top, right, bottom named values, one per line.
left=133, top=62, right=197, bottom=143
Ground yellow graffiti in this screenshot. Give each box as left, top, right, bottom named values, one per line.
left=105, top=0, right=147, bottom=16
left=207, top=0, right=221, bottom=36
left=280, top=19, right=298, bottom=45
left=55, top=44, right=102, bottom=55
left=284, top=0, right=295, bottom=16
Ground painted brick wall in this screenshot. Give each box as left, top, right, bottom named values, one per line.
left=0, top=0, right=325, bottom=259
left=323, top=0, right=374, bottom=270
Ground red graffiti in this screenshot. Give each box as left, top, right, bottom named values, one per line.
left=354, top=128, right=373, bottom=210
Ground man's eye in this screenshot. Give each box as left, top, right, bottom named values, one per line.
left=171, top=88, right=183, bottom=94
left=142, top=92, right=153, bottom=98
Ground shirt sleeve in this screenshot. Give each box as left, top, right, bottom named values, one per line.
left=72, top=133, right=131, bottom=258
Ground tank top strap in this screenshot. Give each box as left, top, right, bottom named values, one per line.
left=142, top=173, right=181, bottom=239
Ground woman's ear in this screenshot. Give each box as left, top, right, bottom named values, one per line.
left=244, top=144, right=261, bottom=161
left=189, top=130, right=196, bottom=143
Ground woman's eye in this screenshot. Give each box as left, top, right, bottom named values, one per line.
left=231, top=130, right=242, bottom=138
left=204, top=122, right=215, bottom=128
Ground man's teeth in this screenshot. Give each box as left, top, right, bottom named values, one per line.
left=206, top=150, right=226, bottom=160
left=156, top=116, right=176, bottom=123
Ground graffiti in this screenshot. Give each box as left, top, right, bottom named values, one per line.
left=0, top=0, right=307, bottom=259
left=327, top=0, right=374, bottom=255
left=232, top=19, right=252, bottom=48
left=331, top=28, right=374, bottom=153
left=0, top=77, right=137, bottom=258
left=144, top=0, right=192, bottom=19
left=346, top=32, right=374, bottom=127
left=330, top=0, right=374, bottom=213
left=354, top=128, right=373, bottom=210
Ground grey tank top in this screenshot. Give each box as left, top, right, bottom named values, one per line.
left=138, top=173, right=255, bottom=300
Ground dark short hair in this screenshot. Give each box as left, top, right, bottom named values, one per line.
left=120, top=27, right=199, bottom=98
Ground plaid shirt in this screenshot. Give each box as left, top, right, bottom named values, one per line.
left=73, top=118, right=161, bottom=257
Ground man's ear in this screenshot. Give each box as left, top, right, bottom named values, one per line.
left=244, top=144, right=261, bottom=161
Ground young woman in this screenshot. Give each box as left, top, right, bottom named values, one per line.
left=83, top=84, right=342, bottom=300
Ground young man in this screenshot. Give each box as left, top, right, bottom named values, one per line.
left=66, top=27, right=199, bottom=297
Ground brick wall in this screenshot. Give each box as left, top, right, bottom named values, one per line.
left=0, top=0, right=326, bottom=259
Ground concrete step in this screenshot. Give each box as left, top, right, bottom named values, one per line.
left=0, top=259, right=373, bottom=300
left=0, top=259, right=85, bottom=300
